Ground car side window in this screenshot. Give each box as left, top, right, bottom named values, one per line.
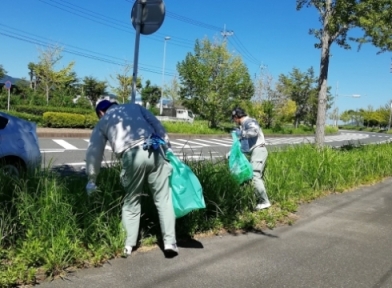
left=0, top=116, right=9, bottom=129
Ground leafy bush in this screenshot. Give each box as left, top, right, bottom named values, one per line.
left=0, top=110, right=43, bottom=125
left=43, top=112, right=84, bottom=128
left=42, top=112, right=97, bottom=128
left=163, top=120, right=226, bottom=134
left=14, top=105, right=94, bottom=116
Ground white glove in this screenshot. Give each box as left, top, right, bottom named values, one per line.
left=86, top=181, right=97, bottom=196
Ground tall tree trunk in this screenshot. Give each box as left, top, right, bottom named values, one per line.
left=315, top=5, right=332, bottom=148
left=46, top=84, right=50, bottom=105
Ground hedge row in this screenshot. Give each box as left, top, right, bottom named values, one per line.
left=0, top=110, right=44, bottom=125
left=43, top=112, right=98, bottom=128
left=13, top=105, right=94, bottom=116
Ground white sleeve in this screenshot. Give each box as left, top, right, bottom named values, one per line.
left=86, top=125, right=107, bottom=182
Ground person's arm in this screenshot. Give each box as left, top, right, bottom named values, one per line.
left=241, top=119, right=260, bottom=138
left=86, top=125, right=107, bottom=182
left=139, top=105, right=171, bottom=148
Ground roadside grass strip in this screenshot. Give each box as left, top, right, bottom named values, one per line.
left=1, top=142, right=392, bottom=286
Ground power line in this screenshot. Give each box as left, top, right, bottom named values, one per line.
left=231, top=35, right=261, bottom=66
left=39, top=0, right=260, bottom=65
left=0, top=28, right=176, bottom=77
left=38, top=0, right=194, bottom=49
left=1, top=23, right=177, bottom=74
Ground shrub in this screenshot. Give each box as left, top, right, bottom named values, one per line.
left=0, top=110, right=43, bottom=125
left=13, top=105, right=94, bottom=116
left=43, top=112, right=85, bottom=128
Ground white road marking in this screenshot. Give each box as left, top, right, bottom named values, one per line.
left=195, top=139, right=232, bottom=147
left=83, top=139, right=112, bottom=150
left=40, top=149, right=65, bottom=153
left=175, top=139, right=211, bottom=147
left=169, top=140, right=203, bottom=148
left=52, top=139, right=78, bottom=150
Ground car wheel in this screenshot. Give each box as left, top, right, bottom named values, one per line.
left=0, top=158, right=25, bottom=178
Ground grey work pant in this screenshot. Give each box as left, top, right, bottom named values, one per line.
left=120, top=147, right=176, bottom=247
left=250, top=146, right=269, bottom=204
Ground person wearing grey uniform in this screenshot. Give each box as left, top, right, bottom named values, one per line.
left=231, top=107, right=271, bottom=210
left=85, top=100, right=178, bottom=257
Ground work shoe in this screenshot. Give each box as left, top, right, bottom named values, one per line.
left=255, top=202, right=271, bottom=210
left=122, top=246, right=132, bottom=258
left=164, top=243, right=179, bottom=258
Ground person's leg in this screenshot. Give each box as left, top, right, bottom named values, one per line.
left=147, top=151, right=176, bottom=248
left=120, top=148, right=148, bottom=249
left=250, top=147, right=270, bottom=207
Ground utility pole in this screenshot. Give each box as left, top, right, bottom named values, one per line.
left=221, top=24, right=233, bottom=42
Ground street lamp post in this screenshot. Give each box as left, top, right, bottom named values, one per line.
left=388, top=101, right=392, bottom=131
left=160, top=36, right=170, bottom=115
left=333, top=90, right=361, bottom=127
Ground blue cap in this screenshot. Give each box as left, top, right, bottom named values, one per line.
left=95, top=100, right=115, bottom=117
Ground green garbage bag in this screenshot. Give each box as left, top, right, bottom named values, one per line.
left=166, top=151, right=206, bottom=218
left=228, top=132, right=253, bottom=184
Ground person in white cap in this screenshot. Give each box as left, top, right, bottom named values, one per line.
left=85, top=100, right=178, bottom=257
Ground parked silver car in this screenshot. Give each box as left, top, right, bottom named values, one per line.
left=0, top=112, right=41, bottom=176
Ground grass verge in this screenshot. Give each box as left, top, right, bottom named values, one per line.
left=1, top=142, right=391, bottom=286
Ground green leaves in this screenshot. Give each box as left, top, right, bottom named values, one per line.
left=82, top=76, right=107, bottom=107
left=140, top=80, right=161, bottom=108
left=34, top=45, right=76, bottom=105
left=0, top=64, right=6, bottom=79
left=177, top=38, right=254, bottom=128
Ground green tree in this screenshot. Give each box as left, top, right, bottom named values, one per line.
left=177, top=38, right=254, bottom=128
left=27, top=62, right=36, bottom=90
left=141, top=80, right=161, bottom=108
left=276, top=67, right=320, bottom=127
left=83, top=76, right=107, bottom=107
left=340, top=110, right=351, bottom=124
left=0, top=65, right=6, bottom=79
left=110, top=64, right=141, bottom=104
left=34, top=45, right=75, bottom=104
left=165, top=76, right=181, bottom=108
left=276, top=99, right=297, bottom=124
left=297, top=0, right=392, bottom=146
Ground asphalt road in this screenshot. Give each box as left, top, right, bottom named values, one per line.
left=38, top=177, right=392, bottom=288
left=39, top=130, right=392, bottom=170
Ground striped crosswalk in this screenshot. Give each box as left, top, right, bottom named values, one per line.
left=40, top=133, right=374, bottom=153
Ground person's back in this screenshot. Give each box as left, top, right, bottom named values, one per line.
left=85, top=101, right=178, bottom=258
left=91, top=103, right=169, bottom=158
left=240, top=116, right=266, bottom=153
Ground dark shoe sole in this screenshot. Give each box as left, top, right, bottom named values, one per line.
left=164, top=249, right=179, bottom=258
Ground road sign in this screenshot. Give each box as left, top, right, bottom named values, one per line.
left=131, top=0, right=165, bottom=35
left=129, top=0, right=166, bottom=104
left=4, top=81, right=11, bottom=90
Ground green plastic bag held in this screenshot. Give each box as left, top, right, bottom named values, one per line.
left=228, top=132, right=253, bottom=184
left=166, top=151, right=206, bottom=218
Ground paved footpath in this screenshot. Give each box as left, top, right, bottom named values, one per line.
left=38, top=178, right=392, bottom=288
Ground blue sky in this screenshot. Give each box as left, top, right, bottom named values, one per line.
left=1, top=0, right=392, bottom=117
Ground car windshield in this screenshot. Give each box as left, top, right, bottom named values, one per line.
left=188, top=111, right=194, bottom=118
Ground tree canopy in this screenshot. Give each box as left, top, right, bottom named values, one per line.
left=0, top=65, right=6, bottom=79
left=297, top=0, right=392, bottom=146
left=177, top=38, right=254, bottom=127
left=33, top=45, right=75, bottom=105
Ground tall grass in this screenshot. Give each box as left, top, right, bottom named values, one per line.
left=1, top=142, right=392, bottom=286
left=163, top=120, right=226, bottom=134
